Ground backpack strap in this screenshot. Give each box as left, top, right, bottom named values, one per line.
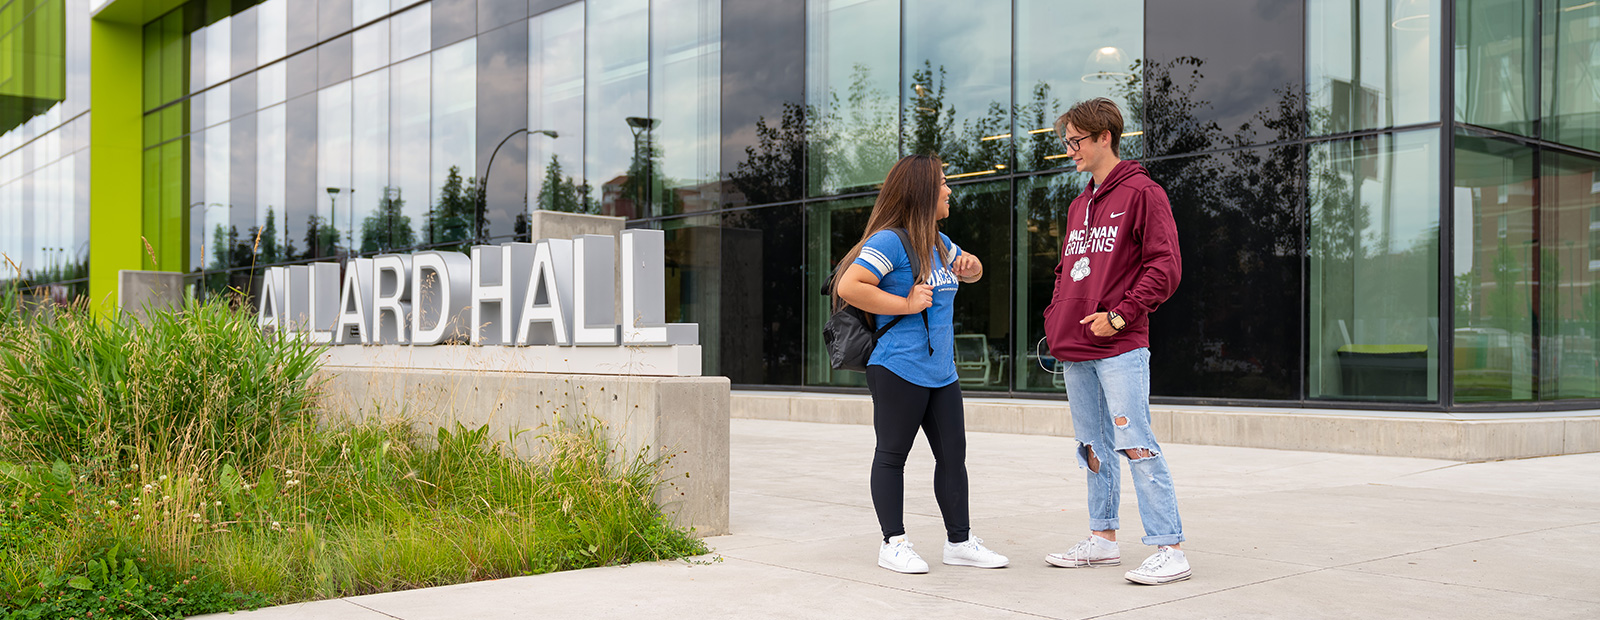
left=888, top=228, right=934, bottom=357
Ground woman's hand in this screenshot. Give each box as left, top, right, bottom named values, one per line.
left=838, top=264, right=932, bottom=316
left=904, top=284, right=933, bottom=313
left=953, top=253, right=983, bottom=283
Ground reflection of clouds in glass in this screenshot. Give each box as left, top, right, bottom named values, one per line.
left=652, top=0, right=720, bottom=190
left=432, top=40, right=476, bottom=205
left=1147, top=0, right=1304, bottom=153
left=586, top=0, right=649, bottom=192
left=257, top=104, right=287, bottom=245
left=390, top=55, right=430, bottom=241
left=530, top=4, right=586, bottom=208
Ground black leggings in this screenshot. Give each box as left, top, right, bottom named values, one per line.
left=866, top=365, right=969, bottom=544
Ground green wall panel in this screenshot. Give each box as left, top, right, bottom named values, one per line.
left=88, top=16, right=145, bottom=311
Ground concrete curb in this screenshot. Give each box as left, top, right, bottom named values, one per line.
left=732, top=391, right=1600, bottom=461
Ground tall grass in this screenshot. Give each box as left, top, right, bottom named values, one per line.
left=0, top=296, right=705, bottom=619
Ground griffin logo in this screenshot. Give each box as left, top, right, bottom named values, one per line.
left=1070, top=257, right=1091, bottom=282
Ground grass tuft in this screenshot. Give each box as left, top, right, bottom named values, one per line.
left=0, top=295, right=706, bottom=619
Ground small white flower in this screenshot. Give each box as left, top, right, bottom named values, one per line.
left=285, top=469, right=294, bottom=475
left=130, top=464, right=139, bottom=471
left=131, top=515, right=140, bottom=521
left=286, top=479, right=300, bottom=486
left=161, top=495, right=171, bottom=502
left=158, top=475, right=167, bottom=481
left=214, top=501, right=222, bottom=506
left=107, top=500, right=119, bottom=507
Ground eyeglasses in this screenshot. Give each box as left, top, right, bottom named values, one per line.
left=1059, top=133, right=1094, bottom=152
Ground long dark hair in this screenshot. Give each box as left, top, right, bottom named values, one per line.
left=830, top=155, right=949, bottom=308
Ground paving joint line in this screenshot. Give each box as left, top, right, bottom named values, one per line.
left=1326, top=565, right=1600, bottom=605
left=342, top=598, right=406, bottom=619
left=1078, top=566, right=1331, bottom=620
left=718, top=554, right=1060, bottom=619
left=1326, top=519, right=1600, bottom=572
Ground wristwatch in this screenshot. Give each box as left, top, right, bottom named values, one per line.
left=1108, top=311, right=1126, bottom=332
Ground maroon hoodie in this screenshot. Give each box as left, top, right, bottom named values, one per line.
left=1043, top=160, right=1182, bottom=363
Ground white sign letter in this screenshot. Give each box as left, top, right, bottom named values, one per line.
left=335, top=258, right=375, bottom=344
left=371, top=254, right=412, bottom=344
left=620, top=229, right=698, bottom=345
left=470, top=243, right=535, bottom=346
left=411, top=251, right=472, bottom=345
left=515, top=239, right=573, bottom=346
left=571, top=234, right=618, bottom=346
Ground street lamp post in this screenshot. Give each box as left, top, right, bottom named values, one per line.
left=625, top=117, right=659, bottom=218
left=481, top=128, right=558, bottom=242
left=325, top=187, right=351, bottom=259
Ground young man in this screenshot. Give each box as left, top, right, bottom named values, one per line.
left=1041, top=98, right=1188, bottom=585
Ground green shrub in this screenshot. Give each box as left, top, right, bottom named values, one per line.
left=0, top=296, right=320, bottom=466
left=0, top=296, right=707, bottom=616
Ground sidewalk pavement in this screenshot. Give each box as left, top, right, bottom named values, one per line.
left=196, top=418, right=1600, bottom=619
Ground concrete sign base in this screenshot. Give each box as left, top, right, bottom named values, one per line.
left=317, top=367, right=730, bottom=536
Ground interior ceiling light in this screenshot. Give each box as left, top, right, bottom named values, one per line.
left=1082, top=46, right=1132, bottom=83
left=1392, top=0, right=1431, bottom=31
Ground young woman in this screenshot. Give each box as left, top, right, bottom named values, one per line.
left=832, top=154, right=1009, bottom=574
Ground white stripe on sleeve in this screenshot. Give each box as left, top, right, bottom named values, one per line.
left=858, top=247, right=894, bottom=276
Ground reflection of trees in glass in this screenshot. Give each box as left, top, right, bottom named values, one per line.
left=248, top=208, right=282, bottom=265
left=728, top=102, right=805, bottom=207
left=623, top=138, right=682, bottom=217
left=360, top=188, right=416, bottom=253
left=428, top=165, right=477, bottom=249
left=533, top=154, right=594, bottom=214
left=301, top=214, right=342, bottom=260
left=902, top=61, right=1010, bottom=175
left=807, top=64, right=900, bottom=195
left=1141, top=56, right=1306, bottom=398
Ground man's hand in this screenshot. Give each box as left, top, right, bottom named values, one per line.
left=1080, top=312, right=1117, bottom=337
left=905, top=284, right=934, bottom=314
left=952, top=254, right=983, bottom=282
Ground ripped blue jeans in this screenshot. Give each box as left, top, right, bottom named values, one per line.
left=1062, top=347, right=1184, bottom=546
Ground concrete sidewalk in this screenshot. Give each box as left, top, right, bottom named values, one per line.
left=197, top=418, right=1600, bottom=619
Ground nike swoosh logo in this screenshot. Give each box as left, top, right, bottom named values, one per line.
left=1110, top=211, right=1126, bottom=218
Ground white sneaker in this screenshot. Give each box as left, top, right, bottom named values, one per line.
left=942, top=536, right=1009, bottom=568
left=879, top=535, right=929, bottom=574
left=1046, top=535, right=1122, bottom=567
left=1124, top=546, right=1191, bottom=585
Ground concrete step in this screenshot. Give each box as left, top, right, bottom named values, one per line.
left=732, top=390, right=1600, bottom=462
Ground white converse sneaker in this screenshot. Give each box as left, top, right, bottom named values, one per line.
left=942, top=536, right=1009, bottom=568
left=879, top=535, right=930, bottom=574
left=1124, top=546, right=1191, bottom=585
left=1046, top=535, right=1122, bottom=567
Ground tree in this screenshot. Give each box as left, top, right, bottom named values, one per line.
left=533, top=154, right=593, bottom=214
left=360, top=188, right=416, bottom=253
left=428, top=165, right=477, bottom=249
left=255, top=208, right=282, bottom=264
left=728, top=102, right=805, bottom=207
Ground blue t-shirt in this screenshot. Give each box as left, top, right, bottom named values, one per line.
left=853, top=230, right=963, bottom=387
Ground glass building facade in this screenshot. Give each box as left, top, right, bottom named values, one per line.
left=3, top=0, right=1599, bottom=411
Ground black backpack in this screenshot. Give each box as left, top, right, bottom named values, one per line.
left=820, top=228, right=932, bottom=373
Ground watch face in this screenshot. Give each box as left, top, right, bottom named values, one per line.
left=1110, top=314, right=1125, bottom=329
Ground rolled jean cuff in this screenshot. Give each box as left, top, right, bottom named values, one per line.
left=1089, top=518, right=1120, bottom=532
left=1141, top=533, right=1184, bottom=546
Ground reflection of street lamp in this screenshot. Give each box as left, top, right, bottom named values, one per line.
left=626, top=117, right=660, bottom=218
left=326, top=187, right=353, bottom=258
left=481, top=128, right=558, bottom=241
